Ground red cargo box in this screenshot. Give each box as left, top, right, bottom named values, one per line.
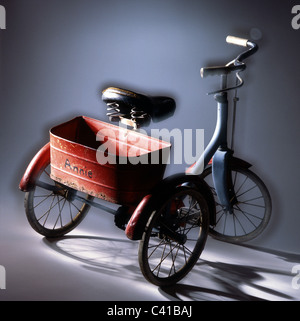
left=50, top=116, right=171, bottom=205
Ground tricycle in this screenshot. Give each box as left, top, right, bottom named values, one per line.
left=19, top=36, right=271, bottom=286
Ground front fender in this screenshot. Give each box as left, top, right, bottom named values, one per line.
left=19, top=143, right=50, bottom=192
left=230, top=156, right=252, bottom=169
left=125, top=173, right=216, bottom=240
left=212, top=150, right=232, bottom=211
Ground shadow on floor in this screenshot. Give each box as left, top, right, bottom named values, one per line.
left=43, top=235, right=300, bottom=301
left=43, top=235, right=144, bottom=282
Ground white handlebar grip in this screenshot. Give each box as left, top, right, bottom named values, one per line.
left=226, top=36, right=248, bottom=47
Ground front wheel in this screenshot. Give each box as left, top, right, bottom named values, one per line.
left=138, top=187, right=209, bottom=286
left=201, top=165, right=272, bottom=243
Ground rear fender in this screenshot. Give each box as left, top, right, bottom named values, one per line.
left=19, top=143, right=50, bottom=192
left=125, top=173, right=216, bottom=240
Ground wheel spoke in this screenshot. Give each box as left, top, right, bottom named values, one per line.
left=181, top=243, right=188, bottom=263
left=38, top=194, right=57, bottom=226
left=70, top=200, right=83, bottom=214
left=222, top=211, right=228, bottom=234
left=238, top=201, right=265, bottom=208
left=68, top=201, right=74, bottom=222
left=34, top=193, right=54, bottom=198
left=157, top=241, right=167, bottom=276
left=147, top=236, right=167, bottom=258
left=234, top=175, right=249, bottom=197
left=150, top=241, right=178, bottom=274
left=168, top=244, right=180, bottom=276
left=213, top=209, right=225, bottom=227
left=239, top=195, right=264, bottom=203
left=53, top=196, right=67, bottom=229
left=233, top=211, right=247, bottom=234
left=182, top=244, right=193, bottom=255
left=33, top=192, right=54, bottom=208
left=233, top=205, right=264, bottom=221
left=235, top=204, right=260, bottom=228
left=235, top=184, right=257, bottom=199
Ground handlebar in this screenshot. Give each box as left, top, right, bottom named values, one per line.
left=226, top=35, right=248, bottom=47
left=201, top=35, right=258, bottom=79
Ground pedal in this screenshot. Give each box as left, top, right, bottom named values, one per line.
left=114, top=206, right=131, bottom=230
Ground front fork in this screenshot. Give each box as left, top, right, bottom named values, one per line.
left=212, top=151, right=252, bottom=213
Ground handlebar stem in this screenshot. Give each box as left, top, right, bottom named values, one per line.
left=221, top=74, right=228, bottom=91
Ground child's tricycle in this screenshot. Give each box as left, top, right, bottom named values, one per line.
left=19, top=36, right=271, bottom=286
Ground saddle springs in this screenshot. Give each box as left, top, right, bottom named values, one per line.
left=106, top=102, right=150, bottom=129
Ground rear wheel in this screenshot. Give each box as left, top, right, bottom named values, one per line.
left=201, top=165, right=272, bottom=243
left=24, top=159, right=93, bottom=238
left=138, top=187, right=209, bottom=286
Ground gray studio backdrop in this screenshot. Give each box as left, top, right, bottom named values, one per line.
left=1, top=0, right=299, bottom=254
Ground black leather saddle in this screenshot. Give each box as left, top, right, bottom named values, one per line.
left=102, top=87, right=176, bottom=127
